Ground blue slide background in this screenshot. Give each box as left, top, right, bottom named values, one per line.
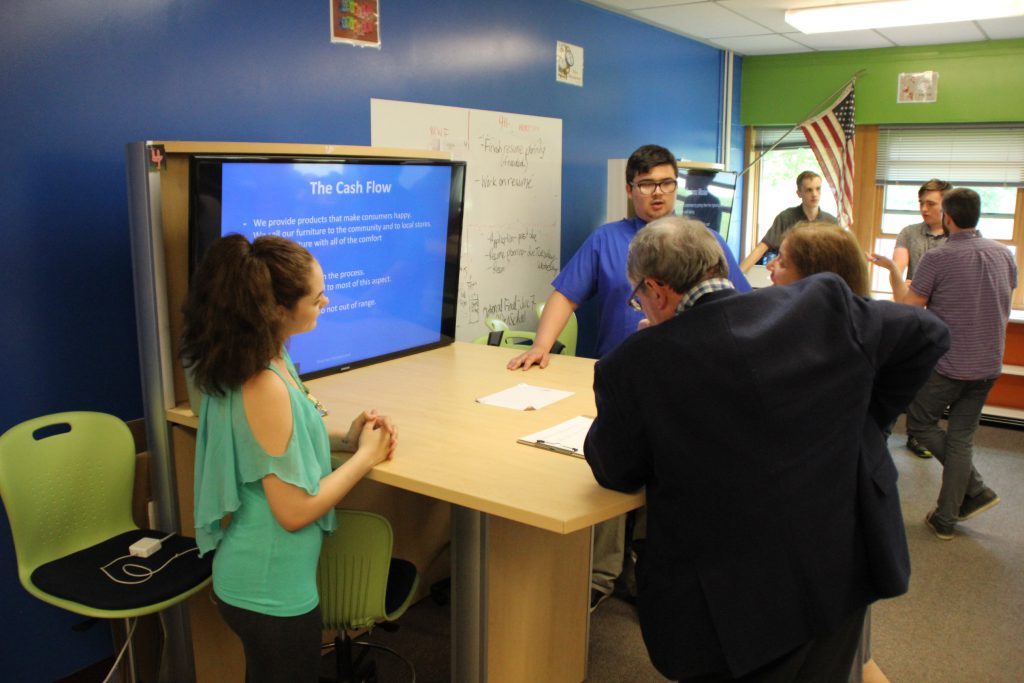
left=222, top=162, right=454, bottom=375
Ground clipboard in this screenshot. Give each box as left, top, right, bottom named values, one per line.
left=517, top=415, right=594, bottom=458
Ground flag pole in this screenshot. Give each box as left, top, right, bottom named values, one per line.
left=737, top=69, right=865, bottom=178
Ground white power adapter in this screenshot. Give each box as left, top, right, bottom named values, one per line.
left=129, top=537, right=163, bottom=558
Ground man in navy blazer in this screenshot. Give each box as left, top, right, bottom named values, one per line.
left=585, top=216, right=949, bottom=681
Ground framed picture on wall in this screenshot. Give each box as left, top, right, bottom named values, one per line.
left=897, top=71, right=938, bottom=103
left=331, top=0, right=380, bottom=48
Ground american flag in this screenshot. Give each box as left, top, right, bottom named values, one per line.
left=801, top=84, right=856, bottom=228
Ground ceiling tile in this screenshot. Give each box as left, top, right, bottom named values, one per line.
left=977, top=14, right=1024, bottom=39
left=787, top=29, right=897, bottom=51
left=711, top=34, right=814, bottom=55
left=579, top=0, right=1024, bottom=55
left=717, top=0, right=874, bottom=33
left=717, top=0, right=798, bottom=33
left=585, top=0, right=695, bottom=10
left=634, top=2, right=773, bottom=38
left=877, top=22, right=986, bottom=46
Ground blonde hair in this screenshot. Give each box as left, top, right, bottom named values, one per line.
left=782, top=222, right=869, bottom=296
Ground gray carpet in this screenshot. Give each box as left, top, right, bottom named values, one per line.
left=330, top=420, right=1023, bottom=682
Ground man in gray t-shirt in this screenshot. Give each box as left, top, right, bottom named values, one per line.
left=892, top=178, right=951, bottom=281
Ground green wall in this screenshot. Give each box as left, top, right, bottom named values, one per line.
left=741, top=38, right=1024, bottom=125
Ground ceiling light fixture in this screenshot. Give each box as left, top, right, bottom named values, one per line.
left=785, top=0, right=1024, bottom=33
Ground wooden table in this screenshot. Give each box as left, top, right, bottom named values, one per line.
left=167, top=341, right=644, bottom=681
left=310, top=341, right=644, bottom=682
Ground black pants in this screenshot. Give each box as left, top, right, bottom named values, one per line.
left=217, top=599, right=322, bottom=683
left=683, top=607, right=867, bottom=683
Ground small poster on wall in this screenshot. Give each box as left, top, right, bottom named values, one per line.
left=556, top=41, right=584, bottom=87
left=331, top=0, right=380, bottom=48
left=898, top=71, right=938, bottom=103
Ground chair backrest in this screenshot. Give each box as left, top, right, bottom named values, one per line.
left=318, top=510, right=413, bottom=631
left=470, top=317, right=513, bottom=347
left=484, top=317, right=509, bottom=332
left=471, top=311, right=577, bottom=356
left=498, top=330, right=538, bottom=349
left=557, top=311, right=578, bottom=356
left=534, top=302, right=578, bottom=356
left=0, top=412, right=137, bottom=588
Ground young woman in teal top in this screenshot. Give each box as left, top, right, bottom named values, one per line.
left=181, top=234, right=397, bottom=683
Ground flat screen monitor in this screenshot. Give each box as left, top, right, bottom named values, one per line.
left=677, top=167, right=738, bottom=240
left=189, top=155, right=466, bottom=379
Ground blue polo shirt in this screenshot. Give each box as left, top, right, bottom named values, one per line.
left=552, top=216, right=751, bottom=357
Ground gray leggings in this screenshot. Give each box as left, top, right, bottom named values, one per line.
left=217, top=599, right=322, bottom=683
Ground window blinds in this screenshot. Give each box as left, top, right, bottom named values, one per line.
left=754, top=127, right=808, bottom=151
left=876, top=126, right=1024, bottom=186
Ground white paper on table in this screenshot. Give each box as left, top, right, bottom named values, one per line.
left=475, top=383, right=573, bottom=410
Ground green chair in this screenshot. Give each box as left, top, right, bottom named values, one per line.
left=0, top=411, right=213, bottom=682
left=471, top=311, right=577, bottom=356
left=318, top=509, right=420, bottom=682
left=485, top=316, right=509, bottom=332
left=535, top=302, right=578, bottom=357
left=471, top=316, right=515, bottom=347
left=471, top=325, right=545, bottom=351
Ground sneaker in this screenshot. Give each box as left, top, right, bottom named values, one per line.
left=925, top=510, right=954, bottom=540
left=958, top=488, right=1001, bottom=521
left=590, top=588, right=610, bottom=613
left=906, top=436, right=934, bottom=459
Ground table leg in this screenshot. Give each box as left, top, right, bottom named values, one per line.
left=452, top=506, right=487, bottom=681
left=451, top=506, right=592, bottom=682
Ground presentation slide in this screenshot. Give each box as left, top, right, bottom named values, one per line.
left=220, top=161, right=454, bottom=375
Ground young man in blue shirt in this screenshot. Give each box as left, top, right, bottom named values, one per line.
left=508, top=144, right=749, bottom=371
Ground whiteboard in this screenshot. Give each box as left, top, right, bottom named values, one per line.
left=371, top=99, right=562, bottom=340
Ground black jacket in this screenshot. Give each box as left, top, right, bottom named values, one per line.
left=585, top=273, right=949, bottom=679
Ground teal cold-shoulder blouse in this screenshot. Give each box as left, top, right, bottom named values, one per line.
left=193, top=349, right=335, bottom=617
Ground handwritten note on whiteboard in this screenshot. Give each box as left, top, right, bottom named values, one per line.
left=370, top=99, right=562, bottom=340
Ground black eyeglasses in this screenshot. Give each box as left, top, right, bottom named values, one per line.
left=631, top=179, right=678, bottom=196
left=627, top=280, right=645, bottom=311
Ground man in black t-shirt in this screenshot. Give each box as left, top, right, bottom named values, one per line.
left=740, top=170, right=836, bottom=272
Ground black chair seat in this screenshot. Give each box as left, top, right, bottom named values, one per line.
left=31, top=529, right=213, bottom=611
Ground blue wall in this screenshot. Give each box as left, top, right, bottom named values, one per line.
left=0, top=1, right=732, bottom=678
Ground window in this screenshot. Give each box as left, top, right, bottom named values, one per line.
left=873, top=125, right=1023, bottom=303
left=750, top=128, right=836, bottom=253
left=745, top=124, right=1022, bottom=309
left=878, top=184, right=1015, bottom=241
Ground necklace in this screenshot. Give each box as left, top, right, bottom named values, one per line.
left=305, top=388, right=329, bottom=417
left=274, top=356, right=328, bottom=417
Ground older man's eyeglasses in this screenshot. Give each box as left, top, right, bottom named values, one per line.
left=627, top=280, right=645, bottom=311
left=631, top=179, right=678, bottom=196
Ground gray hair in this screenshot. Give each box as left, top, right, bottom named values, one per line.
left=627, top=216, right=726, bottom=292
